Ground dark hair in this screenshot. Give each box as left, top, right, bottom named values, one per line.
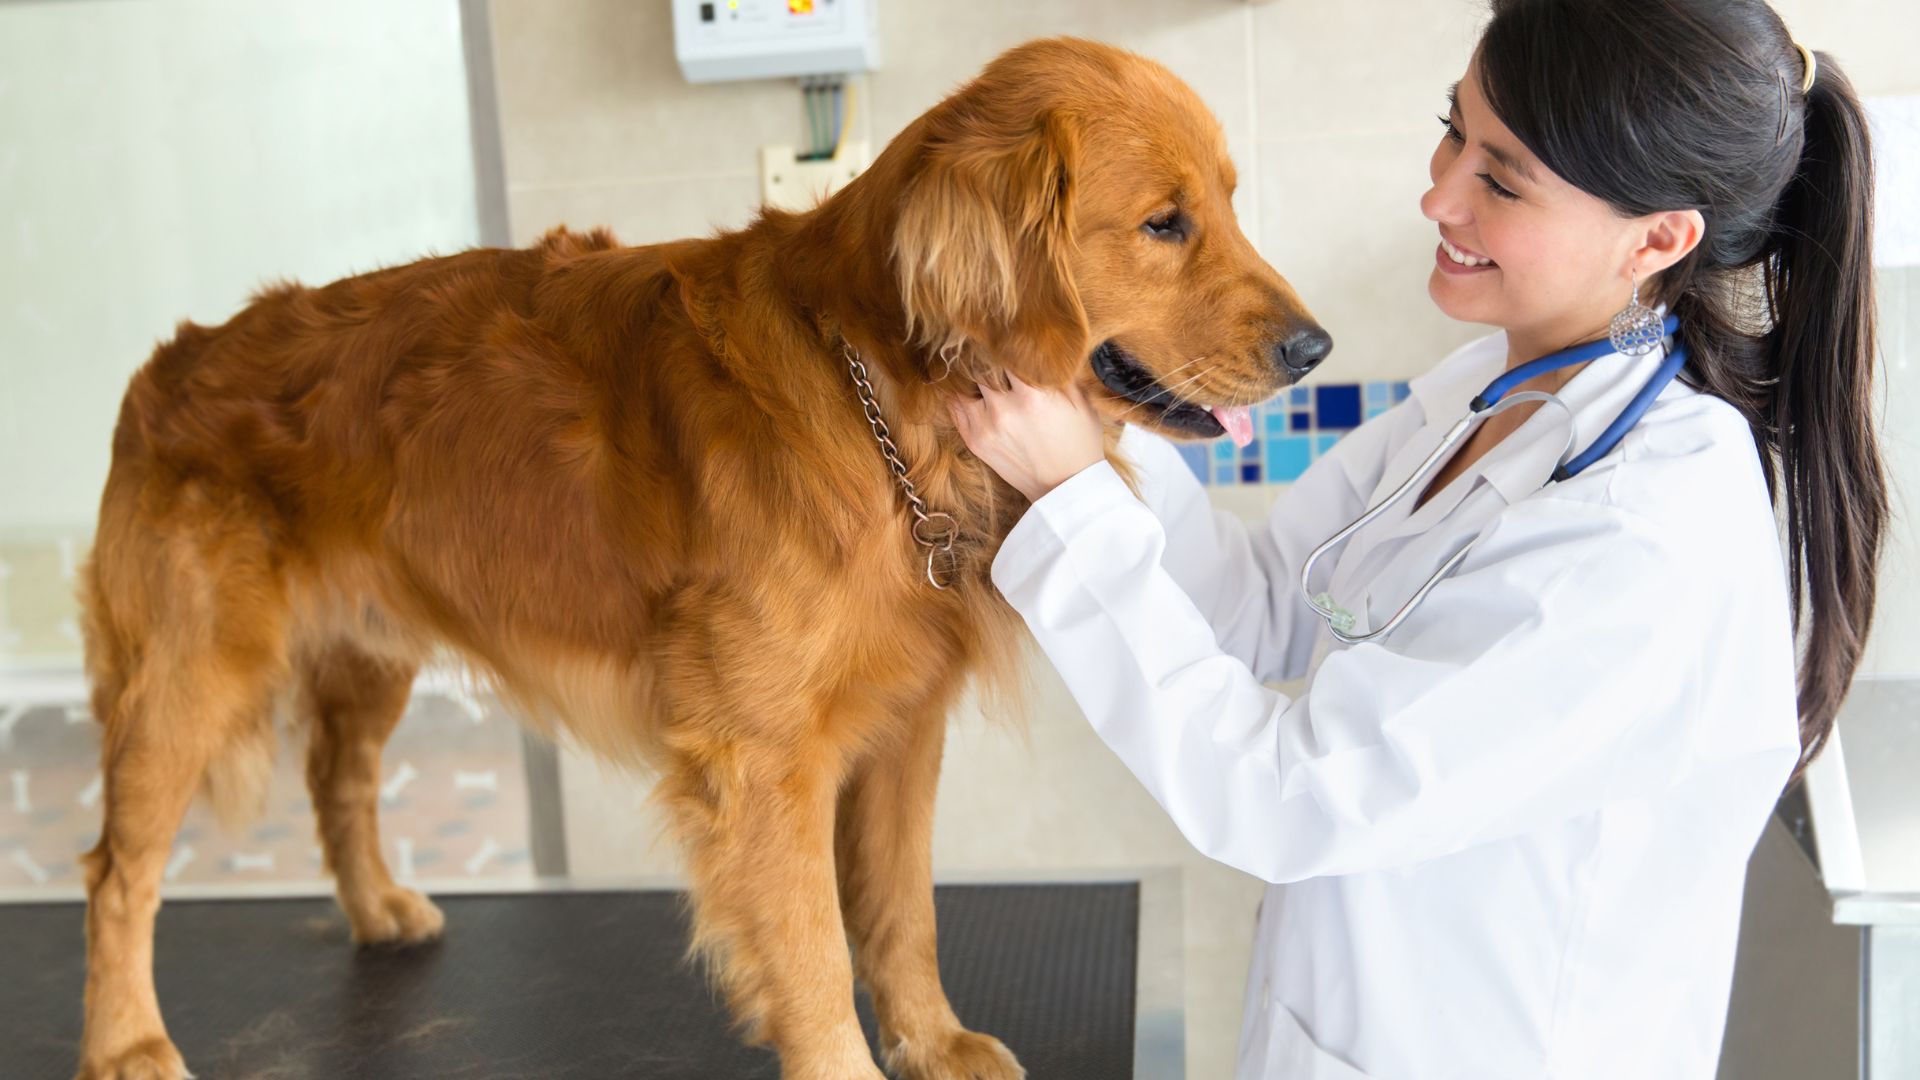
left=1477, top=0, right=1887, bottom=774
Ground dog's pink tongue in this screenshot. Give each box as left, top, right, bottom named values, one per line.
left=1212, top=405, right=1254, bottom=448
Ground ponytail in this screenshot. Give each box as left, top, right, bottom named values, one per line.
left=1759, top=56, right=1887, bottom=771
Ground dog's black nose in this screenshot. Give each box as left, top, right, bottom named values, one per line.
left=1272, top=325, right=1333, bottom=378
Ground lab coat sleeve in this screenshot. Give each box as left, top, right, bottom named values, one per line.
left=991, top=462, right=1702, bottom=883
left=1117, top=419, right=1402, bottom=684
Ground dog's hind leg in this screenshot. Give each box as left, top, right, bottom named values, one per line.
left=299, top=644, right=442, bottom=945
left=835, top=703, right=1025, bottom=1080
left=76, top=485, right=290, bottom=1080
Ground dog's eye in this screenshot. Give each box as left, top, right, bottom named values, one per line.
left=1142, top=210, right=1187, bottom=242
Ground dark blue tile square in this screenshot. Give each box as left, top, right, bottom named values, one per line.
left=1290, top=412, right=1311, bottom=432
left=1240, top=462, right=1262, bottom=483
left=1314, top=384, right=1362, bottom=429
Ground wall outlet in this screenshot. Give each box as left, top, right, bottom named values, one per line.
left=759, top=141, right=870, bottom=212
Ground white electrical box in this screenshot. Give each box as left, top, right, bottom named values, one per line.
left=672, top=0, right=879, bottom=84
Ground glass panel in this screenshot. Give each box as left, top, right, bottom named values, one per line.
left=0, top=0, right=534, bottom=894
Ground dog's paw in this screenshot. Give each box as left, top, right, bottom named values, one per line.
left=74, top=1036, right=189, bottom=1080
left=346, top=885, right=445, bottom=946
left=884, top=1028, right=1025, bottom=1080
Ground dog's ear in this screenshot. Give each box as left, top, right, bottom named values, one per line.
left=893, top=111, right=1088, bottom=385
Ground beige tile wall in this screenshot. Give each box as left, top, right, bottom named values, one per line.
left=484, top=2, right=1920, bottom=1075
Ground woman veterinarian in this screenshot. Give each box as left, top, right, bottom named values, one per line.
left=950, top=1, right=1887, bottom=1077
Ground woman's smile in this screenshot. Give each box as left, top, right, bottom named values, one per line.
left=1435, top=234, right=1498, bottom=275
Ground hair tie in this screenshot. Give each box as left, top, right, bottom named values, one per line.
left=1794, top=40, right=1817, bottom=94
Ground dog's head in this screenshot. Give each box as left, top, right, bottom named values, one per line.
left=892, top=37, right=1329, bottom=441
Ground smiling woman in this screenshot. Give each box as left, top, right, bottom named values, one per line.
left=952, top=3, right=1889, bottom=1080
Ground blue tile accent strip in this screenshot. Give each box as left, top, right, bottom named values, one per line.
left=1150, top=379, right=1409, bottom=488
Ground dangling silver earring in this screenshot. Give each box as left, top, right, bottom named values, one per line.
left=1608, top=272, right=1665, bottom=356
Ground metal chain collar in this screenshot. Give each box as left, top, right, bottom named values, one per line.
left=842, top=339, right=958, bottom=589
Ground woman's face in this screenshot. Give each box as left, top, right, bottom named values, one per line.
left=1420, top=57, right=1650, bottom=351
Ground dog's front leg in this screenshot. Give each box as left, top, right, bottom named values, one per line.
left=835, top=706, right=1025, bottom=1080
left=660, top=734, right=884, bottom=1079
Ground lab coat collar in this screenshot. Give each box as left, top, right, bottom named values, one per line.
left=1403, top=318, right=1694, bottom=510
left=1405, top=333, right=1505, bottom=432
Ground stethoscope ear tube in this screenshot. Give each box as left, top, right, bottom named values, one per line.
left=1557, top=344, right=1688, bottom=479
left=1478, top=315, right=1679, bottom=407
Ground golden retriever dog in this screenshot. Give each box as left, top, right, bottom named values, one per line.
left=75, top=36, right=1328, bottom=1080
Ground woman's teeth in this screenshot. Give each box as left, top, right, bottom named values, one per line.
left=1441, top=238, right=1495, bottom=267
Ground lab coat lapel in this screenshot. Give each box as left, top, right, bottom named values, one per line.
left=1364, top=341, right=1501, bottom=508
left=1313, top=340, right=1500, bottom=635
left=1361, top=341, right=1501, bottom=545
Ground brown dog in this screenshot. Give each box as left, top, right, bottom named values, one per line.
left=74, top=36, right=1326, bottom=1080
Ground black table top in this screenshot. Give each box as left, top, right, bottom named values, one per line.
left=2, top=882, right=1138, bottom=1079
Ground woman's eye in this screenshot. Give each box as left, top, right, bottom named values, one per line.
left=1478, top=173, right=1519, bottom=201
left=1142, top=211, right=1187, bottom=241
left=1436, top=114, right=1464, bottom=144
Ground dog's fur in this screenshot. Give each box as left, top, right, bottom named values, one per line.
left=74, top=38, right=1320, bottom=1079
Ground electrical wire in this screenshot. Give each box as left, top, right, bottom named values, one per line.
left=798, top=77, right=853, bottom=162
left=804, top=81, right=822, bottom=159
left=831, top=80, right=854, bottom=161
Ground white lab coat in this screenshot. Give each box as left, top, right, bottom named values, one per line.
left=991, top=330, right=1803, bottom=1079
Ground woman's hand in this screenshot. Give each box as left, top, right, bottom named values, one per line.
left=949, top=372, right=1107, bottom=502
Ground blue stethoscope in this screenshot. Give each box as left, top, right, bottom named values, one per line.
left=1301, top=315, right=1687, bottom=645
